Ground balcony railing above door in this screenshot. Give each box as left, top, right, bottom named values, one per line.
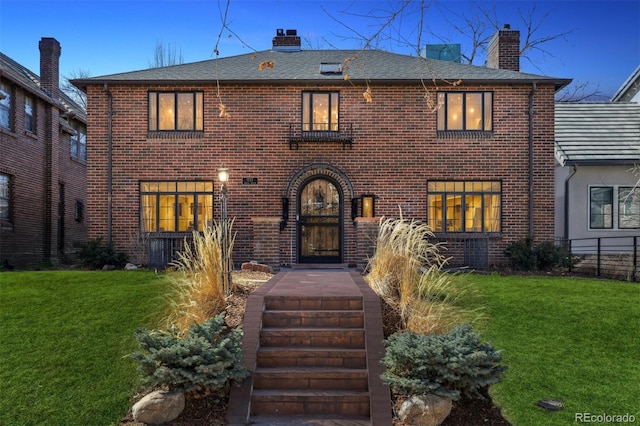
left=288, top=123, right=354, bottom=150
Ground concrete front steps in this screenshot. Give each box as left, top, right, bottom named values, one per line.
left=226, top=271, right=392, bottom=426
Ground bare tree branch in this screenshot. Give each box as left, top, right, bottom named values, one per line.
left=149, top=40, right=184, bottom=68
left=62, top=69, right=90, bottom=110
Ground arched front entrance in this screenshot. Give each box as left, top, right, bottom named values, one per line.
left=297, top=177, right=342, bottom=263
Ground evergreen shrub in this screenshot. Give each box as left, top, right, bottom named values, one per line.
left=74, top=237, right=128, bottom=269
left=381, top=324, right=506, bottom=400
left=505, top=237, right=576, bottom=271
left=130, top=312, right=249, bottom=394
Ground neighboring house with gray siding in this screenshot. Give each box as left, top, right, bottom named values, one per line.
left=554, top=102, right=640, bottom=251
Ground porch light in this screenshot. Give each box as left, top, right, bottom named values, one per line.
left=362, top=195, right=375, bottom=218
left=218, top=166, right=230, bottom=294
left=218, top=167, right=229, bottom=185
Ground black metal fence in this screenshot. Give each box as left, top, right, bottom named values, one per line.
left=562, top=236, right=638, bottom=282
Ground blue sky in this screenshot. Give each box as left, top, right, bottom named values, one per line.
left=1, top=0, right=639, bottom=99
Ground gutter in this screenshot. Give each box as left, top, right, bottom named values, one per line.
left=528, top=82, right=537, bottom=238
left=104, top=84, right=113, bottom=246
left=563, top=165, right=577, bottom=241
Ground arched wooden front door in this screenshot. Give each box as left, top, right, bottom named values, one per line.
left=297, top=177, right=342, bottom=264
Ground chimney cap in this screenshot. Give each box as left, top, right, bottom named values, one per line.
left=504, top=24, right=511, bottom=29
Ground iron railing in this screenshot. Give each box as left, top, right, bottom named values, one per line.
left=560, top=236, right=638, bottom=282
left=288, top=123, right=353, bottom=150
left=147, top=233, right=193, bottom=268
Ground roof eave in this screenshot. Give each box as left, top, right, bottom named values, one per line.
left=562, top=159, right=640, bottom=167
left=72, top=77, right=572, bottom=89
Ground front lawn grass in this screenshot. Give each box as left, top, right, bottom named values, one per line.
left=0, top=270, right=169, bottom=426
left=457, top=274, right=640, bottom=425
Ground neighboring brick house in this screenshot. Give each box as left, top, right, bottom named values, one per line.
left=1, top=38, right=87, bottom=268
left=73, top=27, right=569, bottom=270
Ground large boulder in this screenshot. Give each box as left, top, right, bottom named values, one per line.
left=398, top=394, right=452, bottom=426
left=132, top=390, right=185, bottom=425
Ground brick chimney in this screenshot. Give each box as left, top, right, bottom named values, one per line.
left=272, top=29, right=301, bottom=52
left=39, top=37, right=61, bottom=98
left=487, top=24, right=520, bottom=72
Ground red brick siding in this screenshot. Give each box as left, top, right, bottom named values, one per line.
left=0, top=80, right=87, bottom=267
left=85, top=80, right=556, bottom=268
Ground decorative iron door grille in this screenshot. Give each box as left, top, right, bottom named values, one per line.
left=298, top=178, right=342, bottom=263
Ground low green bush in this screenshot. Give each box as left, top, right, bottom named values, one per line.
left=130, top=313, right=249, bottom=394
left=74, top=237, right=128, bottom=269
left=504, top=237, right=575, bottom=271
left=380, top=324, right=506, bottom=400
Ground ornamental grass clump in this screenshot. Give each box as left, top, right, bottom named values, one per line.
left=366, top=215, right=481, bottom=335
left=130, top=312, right=249, bottom=394
left=381, top=323, right=506, bottom=401
left=166, top=220, right=236, bottom=335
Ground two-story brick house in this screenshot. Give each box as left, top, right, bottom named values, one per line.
left=1, top=38, right=87, bottom=268
left=73, top=27, right=569, bottom=270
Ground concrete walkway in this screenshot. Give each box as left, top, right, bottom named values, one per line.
left=226, top=268, right=392, bottom=425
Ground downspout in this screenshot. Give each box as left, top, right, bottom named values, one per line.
left=104, top=84, right=113, bottom=246
left=563, top=165, right=577, bottom=241
left=528, top=82, right=537, bottom=239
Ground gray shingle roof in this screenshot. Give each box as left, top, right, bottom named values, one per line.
left=73, top=49, right=570, bottom=89
left=0, top=51, right=86, bottom=121
left=555, top=102, right=640, bottom=165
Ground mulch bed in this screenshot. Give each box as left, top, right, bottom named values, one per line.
left=121, top=270, right=511, bottom=425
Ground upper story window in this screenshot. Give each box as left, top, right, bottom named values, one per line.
left=0, top=81, right=11, bottom=129
left=148, top=92, right=204, bottom=131
left=302, top=92, right=339, bottom=132
left=437, top=92, right=492, bottom=131
left=25, top=95, right=34, bottom=133
left=70, top=123, right=87, bottom=161
left=140, top=181, right=214, bottom=233
left=590, top=186, right=640, bottom=230
left=427, top=180, right=501, bottom=233
left=0, top=173, right=10, bottom=223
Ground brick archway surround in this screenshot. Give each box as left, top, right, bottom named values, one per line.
left=283, top=163, right=355, bottom=266
left=285, top=163, right=354, bottom=201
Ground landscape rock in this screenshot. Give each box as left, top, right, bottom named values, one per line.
left=124, top=263, right=138, bottom=270
left=102, top=264, right=116, bottom=271
left=241, top=261, right=273, bottom=274
left=398, top=394, right=453, bottom=426
left=132, top=390, right=185, bottom=425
